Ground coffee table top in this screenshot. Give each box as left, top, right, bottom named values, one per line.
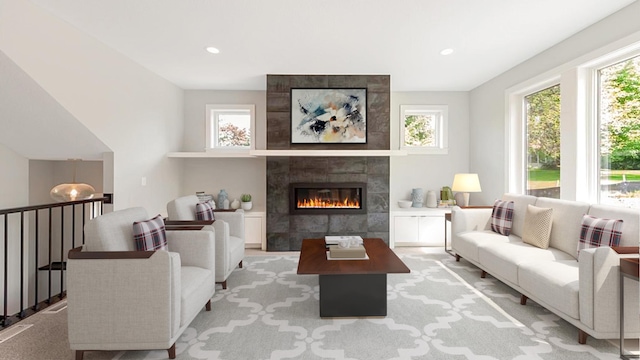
left=297, top=238, right=410, bottom=275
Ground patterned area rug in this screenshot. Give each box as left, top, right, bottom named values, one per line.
left=92, top=254, right=622, bottom=360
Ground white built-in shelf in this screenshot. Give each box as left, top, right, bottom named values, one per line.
left=168, top=150, right=407, bottom=158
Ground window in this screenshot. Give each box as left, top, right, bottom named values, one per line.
left=525, top=85, right=561, bottom=198
left=205, top=104, right=255, bottom=150
left=597, top=55, right=640, bottom=208
left=399, top=105, right=448, bottom=154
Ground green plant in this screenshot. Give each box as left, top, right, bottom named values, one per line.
left=241, top=194, right=252, bottom=202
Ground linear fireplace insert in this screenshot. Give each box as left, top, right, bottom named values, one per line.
left=290, top=182, right=366, bottom=215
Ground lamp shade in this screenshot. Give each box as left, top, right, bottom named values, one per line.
left=50, top=183, right=96, bottom=202
left=451, top=173, right=482, bottom=193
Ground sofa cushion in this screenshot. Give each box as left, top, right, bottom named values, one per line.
left=522, top=205, right=553, bottom=249
left=195, top=201, right=216, bottom=221
left=478, top=240, right=575, bottom=285
left=490, top=200, right=515, bottom=235
left=519, top=260, right=580, bottom=319
left=454, top=230, right=512, bottom=263
left=132, top=214, right=168, bottom=251
left=501, top=193, right=538, bottom=237
left=577, top=214, right=623, bottom=255
left=534, top=197, right=591, bottom=259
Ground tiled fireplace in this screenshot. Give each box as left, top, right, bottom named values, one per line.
left=266, top=74, right=391, bottom=251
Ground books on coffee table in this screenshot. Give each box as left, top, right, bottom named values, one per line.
left=324, top=235, right=363, bottom=245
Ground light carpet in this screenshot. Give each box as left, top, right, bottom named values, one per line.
left=1, top=254, right=626, bottom=359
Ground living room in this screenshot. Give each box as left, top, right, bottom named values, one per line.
left=1, top=0, right=640, bottom=359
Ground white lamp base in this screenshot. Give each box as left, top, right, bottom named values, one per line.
left=454, top=192, right=470, bottom=207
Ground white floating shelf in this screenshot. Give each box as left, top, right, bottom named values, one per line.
left=167, top=151, right=256, bottom=158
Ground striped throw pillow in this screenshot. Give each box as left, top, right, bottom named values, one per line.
left=132, top=214, right=167, bottom=251
left=490, top=199, right=515, bottom=236
left=577, top=215, right=623, bottom=255
left=196, top=201, right=215, bottom=221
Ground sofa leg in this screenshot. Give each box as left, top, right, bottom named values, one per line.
left=168, top=343, right=176, bottom=359
left=455, top=254, right=461, bottom=262
left=578, top=329, right=588, bottom=344
left=217, top=280, right=227, bottom=290
left=205, top=299, right=211, bottom=311
left=75, top=350, right=84, bottom=360
left=239, top=260, right=243, bottom=268
left=481, top=270, right=487, bottom=278
left=520, top=295, right=528, bottom=305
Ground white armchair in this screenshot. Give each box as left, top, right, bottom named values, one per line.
left=67, top=207, right=216, bottom=360
left=167, top=195, right=245, bottom=289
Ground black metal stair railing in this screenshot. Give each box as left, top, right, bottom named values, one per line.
left=0, top=197, right=107, bottom=328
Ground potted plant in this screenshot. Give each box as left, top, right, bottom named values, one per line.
left=240, top=194, right=252, bottom=211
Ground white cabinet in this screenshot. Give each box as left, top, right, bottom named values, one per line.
left=244, top=211, right=266, bottom=250
left=390, top=208, right=449, bottom=247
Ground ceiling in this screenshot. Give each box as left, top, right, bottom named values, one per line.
left=30, top=0, right=636, bottom=92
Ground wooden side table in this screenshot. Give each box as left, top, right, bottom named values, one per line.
left=620, top=257, right=639, bottom=360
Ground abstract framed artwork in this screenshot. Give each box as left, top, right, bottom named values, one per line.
left=290, top=88, right=367, bottom=144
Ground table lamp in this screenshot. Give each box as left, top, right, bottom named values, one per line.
left=451, top=173, right=482, bottom=207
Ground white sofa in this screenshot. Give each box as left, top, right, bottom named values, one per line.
left=452, top=193, right=639, bottom=344
left=67, top=207, right=216, bottom=359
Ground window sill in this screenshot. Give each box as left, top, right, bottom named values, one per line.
left=401, top=147, right=449, bottom=155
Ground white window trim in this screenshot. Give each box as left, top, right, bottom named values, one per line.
left=399, top=104, right=449, bottom=155
left=205, top=104, right=255, bottom=152
left=505, top=31, right=640, bottom=203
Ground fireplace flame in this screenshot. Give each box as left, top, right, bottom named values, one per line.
left=297, top=196, right=360, bottom=209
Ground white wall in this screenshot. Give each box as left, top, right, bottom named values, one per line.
left=469, top=1, right=640, bottom=205
left=181, top=90, right=267, bottom=210
left=0, top=0, right=184, bottom=215
left=390, top=92, right=470, bottom=206
left=0, top=144, right=29, bottom=314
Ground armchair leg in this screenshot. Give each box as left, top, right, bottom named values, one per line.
left=168, top=343, right=176, bottom=359
left=76, top=350, right=84, bottom=360
left=578, top=329, right=588, bottom=344
left=455, top=254, right=461, bottom=262
left=217, top=281, right=227, bottom=290
left=239, top=260, right=243, bottom=268
left=206, top=300, right=211, bottom=311
left=520, top=295, right=528, bottom=305
left=481, top=270, right=487, bottom=278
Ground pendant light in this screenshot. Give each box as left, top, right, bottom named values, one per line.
left=50, top=159, right=96, bottom=202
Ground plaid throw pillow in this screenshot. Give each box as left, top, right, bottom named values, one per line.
left=577, top=215, right=623, bottom=255
left=196, top=201, right=215, bottom=221
left=490, top=199, right=515, bottom=236
left=132, top=214, right=167, bottom=251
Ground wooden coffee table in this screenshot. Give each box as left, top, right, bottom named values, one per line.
left=297, top=238, right=410, bottom=317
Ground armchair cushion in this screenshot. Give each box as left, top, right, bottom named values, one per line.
left=195, top=201, right=215, bottom=221
left=133, top=215, right=168, bottom=251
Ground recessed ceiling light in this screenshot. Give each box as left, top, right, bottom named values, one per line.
left=440, top=48, right=454, bottom=56
left=205, top=47, right=220, bottom=54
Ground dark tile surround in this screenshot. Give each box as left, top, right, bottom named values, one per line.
left=266, top=75, right=391, bottom=251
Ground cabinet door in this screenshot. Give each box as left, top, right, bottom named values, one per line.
left=244, top=216, right=263, bottom=248
left=394, top=216, right=420, bottom=243
left=418, top=216, right=445, bottom=246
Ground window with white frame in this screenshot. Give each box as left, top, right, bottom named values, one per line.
left=205, top=104, right=255, bottom=150
left=507, top=42, right=640, bottom=209
left=400, top=105, right=448, bottom=154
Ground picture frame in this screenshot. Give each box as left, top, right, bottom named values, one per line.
left=290, top=88, right=367, bottom=144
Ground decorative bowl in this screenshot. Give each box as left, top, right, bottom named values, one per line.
left=398, top=200, right=412, bottom=208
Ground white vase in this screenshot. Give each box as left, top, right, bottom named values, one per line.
left=230, top=199, right=240, bottom=209
left=411, top=188, right=424, bottom=208
left=426, top=191, right=437, bottom=208
left=241, top=201, right=252, bottom=211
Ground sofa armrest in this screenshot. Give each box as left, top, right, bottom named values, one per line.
left=166, top=229, right=215, bottom=272
left=579, top=247, right=640, bottom=333
left=67, top=249, right=181, bottom=347
left=451, top=207, right=492, bottom=234
left=214, top=211, right=245, bottom=239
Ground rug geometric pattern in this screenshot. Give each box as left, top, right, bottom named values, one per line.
left=95, top=254, right=621, bottom=360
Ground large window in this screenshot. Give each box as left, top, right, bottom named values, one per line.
left=525, top=85, right=561, bottom=198
left=205, top=104, right=255, bottom=150
left=399, top=105, right=448, bottom=154
left=598, top=55, right=640, bottom=208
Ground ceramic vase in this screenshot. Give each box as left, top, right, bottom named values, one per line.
left=426, top=190, right=437, bottom=208
left=411, top=188, right=424, bottom=208
left=231, top=199, right=240, bottom=209
left=217, top=189, right=228, bottom=209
